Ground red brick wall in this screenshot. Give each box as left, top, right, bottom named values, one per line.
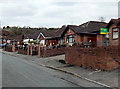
left=97, top=34, right=104, bottom=46
left=65, top=46, right=120, bottom=71
left=74, top=35, right=81, bottom=43
left=64, top=29, right=97, bottom=44
left=42, top=47, right=66, bottom=57
left=4, top=45, right=12, bottom=52
left=12, top=45, right=18, bottom=52
left=18, top=49, right=27, bottom=55
left=27, top=45, right=38, bottom=55
left=37, top=46, right=66, bottom=57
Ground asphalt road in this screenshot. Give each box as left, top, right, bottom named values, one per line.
left=2, top=53, right=106, bottom=87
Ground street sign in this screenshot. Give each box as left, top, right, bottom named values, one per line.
left=100, top=28, right=108, bottom=34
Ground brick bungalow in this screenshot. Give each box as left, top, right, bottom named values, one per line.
left=65, top=19, right=120, bottom=71
left=36, top=26, right=66, bottom=46
left=106, top=18, right=120, bottom=46
left=61, top=21, right=107, bottom=47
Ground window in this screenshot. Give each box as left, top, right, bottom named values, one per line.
left=58, top=38, right=64, bottom=45
left=67, top=35, right=74, bottom=43
left=112, top=28, right=119, bottom=39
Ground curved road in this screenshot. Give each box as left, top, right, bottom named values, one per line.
left=2, top=53, right=106, bottom=87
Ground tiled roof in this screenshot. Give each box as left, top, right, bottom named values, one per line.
left=6, top=35, right=23, bottom=41
left=67, top=21, right=107, bottom=34
left=37, top=26, right=66, bottom=39
left=5, top=21, right=108, bottom=41
left=106, top=18, right=120, bottom=28
left=6, top=26, right=66, bottom=41
left=0, top=30, right=9, bottom=36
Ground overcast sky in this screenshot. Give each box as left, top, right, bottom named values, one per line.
left=0, top=0, right=119, bottom=28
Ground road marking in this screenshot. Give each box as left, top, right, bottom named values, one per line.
left=88, top=70, right=101, bottom=75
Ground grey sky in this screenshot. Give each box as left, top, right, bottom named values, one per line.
left=0, top=0, right=119, bottom=28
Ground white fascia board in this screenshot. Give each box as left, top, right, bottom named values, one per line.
left=37, top=32, right=45, bottom=40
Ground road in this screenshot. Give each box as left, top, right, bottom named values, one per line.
left=2, top=53, right=106, bottom=87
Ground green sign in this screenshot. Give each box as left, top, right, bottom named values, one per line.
left=100, top=28, right=108, bottom=34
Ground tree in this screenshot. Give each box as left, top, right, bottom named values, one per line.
left=6, top=26, right=10, bottom=29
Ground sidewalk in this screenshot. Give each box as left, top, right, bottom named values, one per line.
left=1, top=50, right=119, bottom=88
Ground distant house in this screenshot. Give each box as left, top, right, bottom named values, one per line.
left=36, top=26, right=66, bottom=46
left=61, top=21, right=107, bottom=47
left=0, top=30, right=10, bottom=44
left=0, top=30, right=9, bottom=40
left=5, top=27, right=65, bottom=46
left=106, top=18, right=120, bottom=46
left=5, top=21, right=112, bottom=47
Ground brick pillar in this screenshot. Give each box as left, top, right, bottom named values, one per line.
left=64, top=36, right=67, bottom=44
left=97, top=35, right=103, bottom=46
left=38, top=45, right=42, bottom=57
left=30, top=46, right=33, bottom=56
left=43, top=48, right=47, bottom=57
left=12, top=45, right=16, bottom=52
left=27, top=45, right=30, bottom=55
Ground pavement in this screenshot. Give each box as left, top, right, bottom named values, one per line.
left=1, top=49, right=120, bottom=88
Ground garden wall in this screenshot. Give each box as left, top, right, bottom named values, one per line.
left=4, top=45, right=18, bottom=52
left=38, top=46, right=66, bottom=57
left=43, top=47, right=66, bottom=57
left=65, top=46, right=120, bottom=71
left=18, top=48, right=27, bottom=55
left=27, top=45, right=38, bottom=55
left=4, top=45, right=12, bottom=52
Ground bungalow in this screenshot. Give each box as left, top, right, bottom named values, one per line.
left=61, top=21, right=107, bottom=47
left=36, top=26, right=66, bottom=46
left=106, top=18, right=120, bottom=46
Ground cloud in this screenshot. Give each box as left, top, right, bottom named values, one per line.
left=0, top=0, right=119, bottom=28
left=52, top=2, right=83, bottom=7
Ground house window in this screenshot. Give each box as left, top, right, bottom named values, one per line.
left=58, top=39, right=64, bottom=45
left=67, top=35, right=74, bottom=43
left=112, top=28, right=119, bottom=39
